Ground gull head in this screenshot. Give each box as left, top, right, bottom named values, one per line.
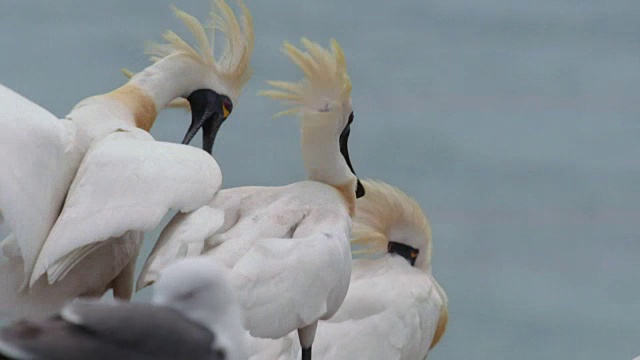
left=152, top=257, right=246, bottom=359
left=152, top=257, right=238, bottom=329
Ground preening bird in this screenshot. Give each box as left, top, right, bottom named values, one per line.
left=0, top=0, right=254, bottom=320
left=138, top=38, right=363, bottom=360
left=0, top=257, right=247, bottom=360
left=246, top=180, right=448, bottom=360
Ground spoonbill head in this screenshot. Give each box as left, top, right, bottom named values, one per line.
left=127, top=0, right=254, bottom=154
left=261, top=38, right=365, bottom=206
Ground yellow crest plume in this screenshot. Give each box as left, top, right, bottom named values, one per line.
left=124, top=0, right=254, bottom=107
left=260, top=38, right=352, bottom=118
left=350, top=180, right=433, bottom=266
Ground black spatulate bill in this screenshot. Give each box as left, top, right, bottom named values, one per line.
left=182, top=89, right=227, bottom=155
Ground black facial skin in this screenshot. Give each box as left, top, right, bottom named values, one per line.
left=339, top=111, right=365, bottom=198
left=388, top=241, right=419, bottom=266
left=182, top=89, right=231, bottom=155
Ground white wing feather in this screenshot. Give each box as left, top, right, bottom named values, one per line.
left=229, top=230, right=350, bottom=338
left=246, top=256, right=445, bottom=360
left=137, top=205, right=225, bottom=290
left=136, top=186, right=260, bottom=290
left=140, top=183, right=353, bottom=340
left=0, top=84, right=88, bottom=280
left=207, top=191, right=352, bottom=339
left=30, top=128, right=222, bottom=285
left=311, top=257, right=444, bottom=360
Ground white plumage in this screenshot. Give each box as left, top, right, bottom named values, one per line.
left=30, top=129, right=222, bottom=284
left=138, top=38, right=361, bottom=360
left=0, top=0, right=253, bottom=320
left=0, top=85, right=219, bottom=320
left=246, top=180, right=449, bottom=360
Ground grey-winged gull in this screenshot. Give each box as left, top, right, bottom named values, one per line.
left=0, top=257, right=246, bottom=360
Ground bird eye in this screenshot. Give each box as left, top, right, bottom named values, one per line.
left=348, top=112, right=354, bottom=125
left=410, top=251, right=418, bottom=258
left=223, top=97, right=233, bottom=118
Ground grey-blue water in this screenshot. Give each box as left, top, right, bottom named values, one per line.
left=1, top=0, right=639, bottom=358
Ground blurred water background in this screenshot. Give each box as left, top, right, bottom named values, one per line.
left=1, top=0, right=639, bottom=358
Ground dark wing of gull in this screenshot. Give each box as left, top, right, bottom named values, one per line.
left=0, top=299, right=222, bottom=360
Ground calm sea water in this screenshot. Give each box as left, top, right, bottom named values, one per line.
left=1, top=0, right=639, bottom=358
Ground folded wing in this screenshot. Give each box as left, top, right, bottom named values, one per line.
left=30, top=128, right=222, bottom=286
left=316, top=259, right=446, bottom=359
left=137, top=205, right=225, bottom=290
left=222, top=210, right=352, bottom=339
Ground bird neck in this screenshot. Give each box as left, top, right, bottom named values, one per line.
left=113, top=54, right=207, bottom=131
left=64, top=54, right=209, bottom=140
left=101, top=83, right=158, bottom=132
left=300, top=118, right=357, bottom=215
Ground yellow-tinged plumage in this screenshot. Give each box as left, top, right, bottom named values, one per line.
left=350, top=180, right=432, bottom=264
left=122, top=67, right=189, bottom=109
left=125, top=0, right=254, bottom=103
left=260, top=38, right=352, bottom=119
left=170, top=6, right=214, bottom=67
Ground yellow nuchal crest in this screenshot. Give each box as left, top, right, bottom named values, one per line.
left=260, top=38, right=352, bottom=118
left=125, top=0, right=254, bottom=102
left=350, top=180, right=433, bottom=266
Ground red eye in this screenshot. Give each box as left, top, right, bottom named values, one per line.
left=223, top=98, right=233, bottom=113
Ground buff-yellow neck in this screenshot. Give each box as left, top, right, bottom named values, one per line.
left=67, top=53, right=213, bottom=139
left=300, top=114, right=357, bottom=216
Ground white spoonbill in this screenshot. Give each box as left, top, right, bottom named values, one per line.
left=0, top=257, right=247, bottom=360
left=138, top=38, right=364, bottom=360
left=0, top=0, right=254, bottom=320
left=247, top=180, right=449, bottom=360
